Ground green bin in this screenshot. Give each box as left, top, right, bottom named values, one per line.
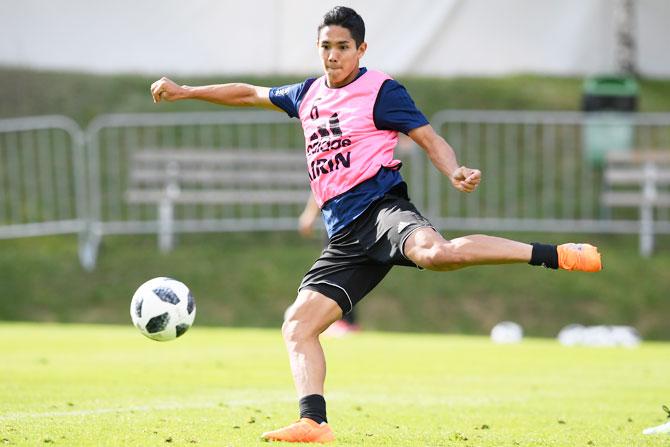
left=581, top=76, right=638, bottom=166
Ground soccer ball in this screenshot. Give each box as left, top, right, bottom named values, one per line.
left=130, top=277, right=196, bottom=341
left=490, top=321, right=523, bottom=344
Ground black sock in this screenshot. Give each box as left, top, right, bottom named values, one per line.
left=299, top=394, right=327, bottom=424
left=529, top=243, right=558, bottom=269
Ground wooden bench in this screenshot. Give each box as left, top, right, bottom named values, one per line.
left=126, top=149, right=310, bottom=251
left=602, top=150, right=670, bottom=256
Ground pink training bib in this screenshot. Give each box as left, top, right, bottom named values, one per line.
left=298, top=69, right=400, bottom=207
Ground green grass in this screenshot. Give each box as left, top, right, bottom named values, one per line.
left=1, top=323, right=669, bottom=446
left=2, top=232, right=670, bottom=338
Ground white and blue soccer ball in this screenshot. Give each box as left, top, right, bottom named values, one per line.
left=130, top=277, right=196, bottom=341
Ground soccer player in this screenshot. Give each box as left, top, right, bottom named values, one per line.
left=151, top=6, right=602, bottom=443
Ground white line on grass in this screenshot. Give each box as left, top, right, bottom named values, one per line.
left=0, top=393, right=524, bottom=421
left=0, top=397, right=295, bottom=421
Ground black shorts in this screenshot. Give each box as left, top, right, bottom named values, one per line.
left=298, top=183, right=434, bottom=314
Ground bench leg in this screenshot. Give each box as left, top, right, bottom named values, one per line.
left=159, top=199, right=174, bottom=253
left=639, top=203, right=654, bottom=257
left=78, top=224, right=101, bottom=271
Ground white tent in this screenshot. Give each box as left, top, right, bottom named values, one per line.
left=1, top=0, right=668, bottom=77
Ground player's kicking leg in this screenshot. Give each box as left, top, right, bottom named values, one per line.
left=403, top=229, right=601, bottom=272
left=261, top=290, right=340, bottom=443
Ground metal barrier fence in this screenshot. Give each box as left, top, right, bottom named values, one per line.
left=1, top=111, right=669, bottom=270
left=82, top=111, right=302, bottom=267
left=426, top=111, right=670, bottom=240
left=0, top=115, right=88, bottom=259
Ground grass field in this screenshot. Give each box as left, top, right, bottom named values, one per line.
left=2, top=232, right=670, bottom=338
left=1, top=323, right=669, bottom=446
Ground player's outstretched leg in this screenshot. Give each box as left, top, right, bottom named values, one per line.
left=261, top=290, right=340, bottom=443
left=403, top=229, right=601, bottom=272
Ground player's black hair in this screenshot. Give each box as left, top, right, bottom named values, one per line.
left=318, top=6, right=365, bottom=48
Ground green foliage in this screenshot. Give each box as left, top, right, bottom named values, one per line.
left=1, top=323, right=669, bottom=446
left=1, top=67, right=669, bottom=127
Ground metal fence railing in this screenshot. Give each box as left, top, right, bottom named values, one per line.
left=0, top=115, right=88, bottom=260
left=1, top=111, right=669, bottom=270
left=425, top=111, right=670, bottom=240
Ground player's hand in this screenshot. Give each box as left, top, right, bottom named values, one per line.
left=151, top=77, right=185, bottom=103
left=450, top=166, right=481, bottom=193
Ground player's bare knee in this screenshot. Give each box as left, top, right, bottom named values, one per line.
left=281, top=317, right=298, bottom=342
left=282, top=305, right=318, bottom=343
left=282, top=316, right=308, bottom=344
left=421, top=242, right=469, bottom=271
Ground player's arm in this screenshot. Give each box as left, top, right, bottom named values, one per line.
left=408, top=124, right=481, bottom=193
left=298, top=193, right=320, bottom=238
left=150, top=77, right=282, bottom=111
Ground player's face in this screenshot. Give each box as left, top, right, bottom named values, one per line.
left=317, top=25, right=367, bottom=88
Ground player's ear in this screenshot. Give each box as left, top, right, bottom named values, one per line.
left=357, top=42, right=367, bottom=58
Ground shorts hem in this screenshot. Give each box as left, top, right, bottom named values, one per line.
left=399, top=224, right=437, bottom=268
left=298, top=281, right=354, bottom=314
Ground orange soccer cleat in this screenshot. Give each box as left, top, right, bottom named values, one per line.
left=261, top=418, right=335, bottom=443
left=557, top=243, right=602, bottom=272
